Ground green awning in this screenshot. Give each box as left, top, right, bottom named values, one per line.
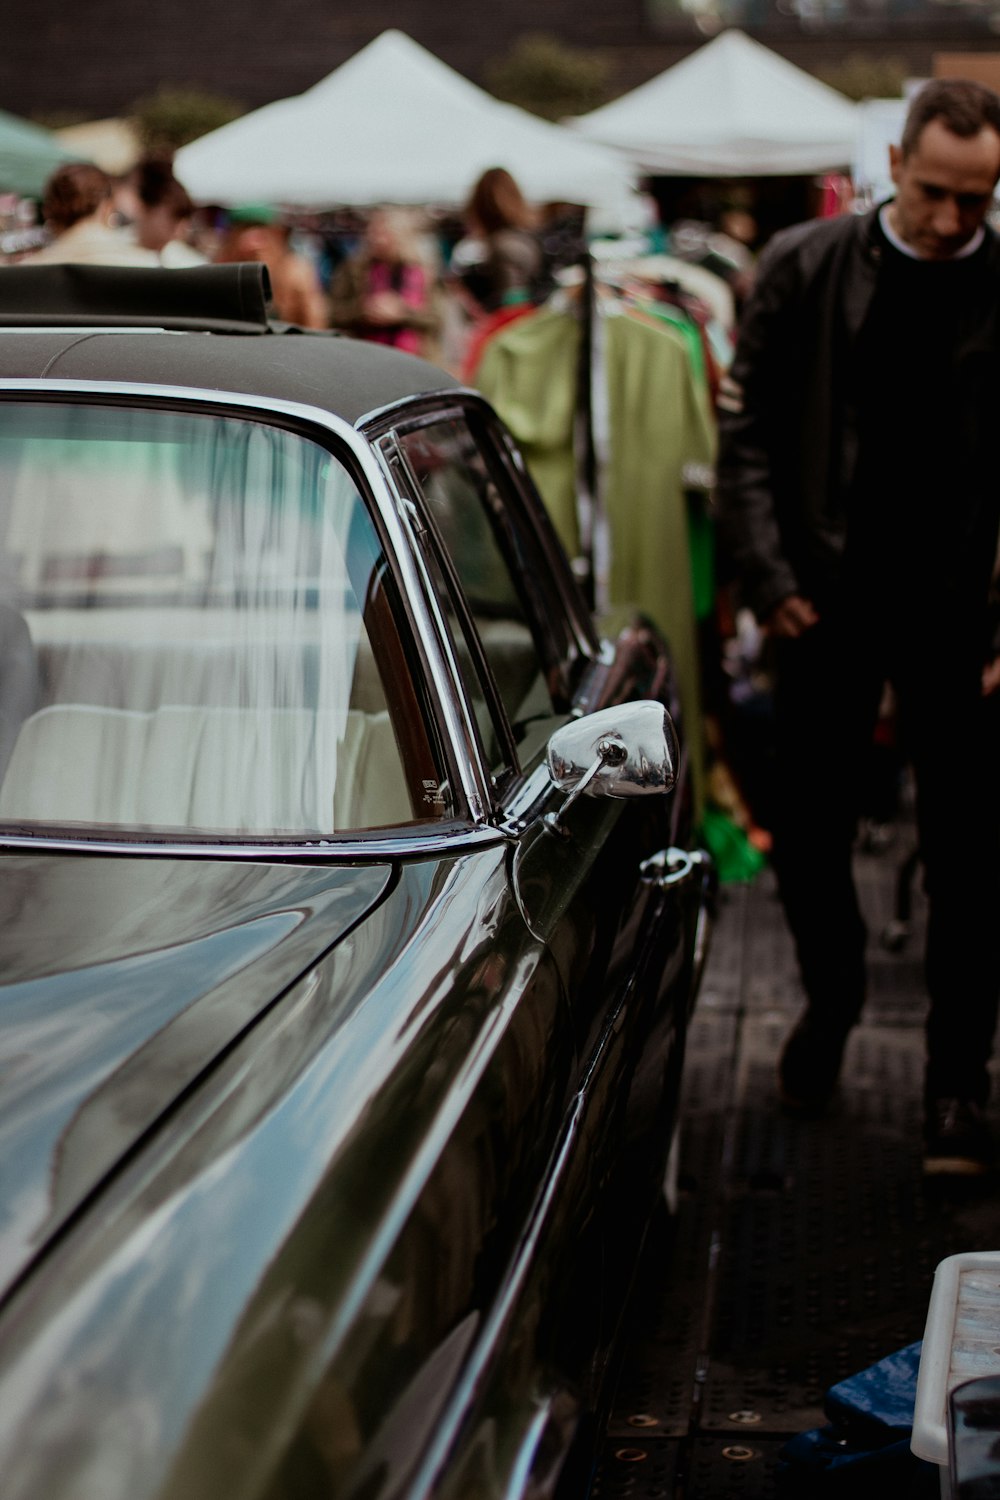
left=0, top=108, right=84, bottom=198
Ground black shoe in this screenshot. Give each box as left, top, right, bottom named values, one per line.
left=923, top=1098, right=993, bottom=1176
left=777, top=1013, right=851, bottom=1113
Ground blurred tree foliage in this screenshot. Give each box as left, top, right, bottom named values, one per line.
left=485, top=33, right=614, bottom=120
left=130, top=87, right=246, bottom=151
left=816, top=53, right=908, bottom=101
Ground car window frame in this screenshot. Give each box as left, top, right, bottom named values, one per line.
left=379, top=429, right=523, bottom=793
left=367, top=394, right=600, bottom=801
left=365, top=392, right=598, bottom=670
left=0, top=380, right=506, bottom=858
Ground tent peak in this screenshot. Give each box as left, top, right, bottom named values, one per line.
left=570, top=29, right=858, bottom=177
left=304, top=28, right=480, bottom=102
left=174, top=28, right=636, bottom=218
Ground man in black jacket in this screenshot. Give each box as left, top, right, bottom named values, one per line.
left=717, top=78, right=1000, bottom=1173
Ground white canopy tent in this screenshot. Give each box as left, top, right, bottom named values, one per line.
left=175, top=30, right=638, bottom=225
left=570, top=30, right=860, bottom=177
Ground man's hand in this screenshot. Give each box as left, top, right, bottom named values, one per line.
left=765, top=594, right=820, bottom=639
left=982, top=656, right=1000, bottom=696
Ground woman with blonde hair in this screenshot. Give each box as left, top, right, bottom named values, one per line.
left=329, top=206, right=440, bottom=356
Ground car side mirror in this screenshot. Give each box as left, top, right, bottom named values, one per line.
left=544, top=700, right=678, bottom=835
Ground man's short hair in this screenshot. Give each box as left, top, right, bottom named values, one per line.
left=901, top=77, right=1000, bottom=157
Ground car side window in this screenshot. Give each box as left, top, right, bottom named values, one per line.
left=0, top=401, right=453, bottom=838
left=397, top=416, right=567, bottom=777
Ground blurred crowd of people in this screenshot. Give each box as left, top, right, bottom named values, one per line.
left=17, top=159, right=204, bottom=269
left=3, top=155, right=756, bottom=378
left=2, top=158, right=570, bottom=367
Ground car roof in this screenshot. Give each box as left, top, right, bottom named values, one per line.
left=0, top=263, right=460, bottom=427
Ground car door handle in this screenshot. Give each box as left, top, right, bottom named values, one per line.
left=640, top=846, right=711, bottom=890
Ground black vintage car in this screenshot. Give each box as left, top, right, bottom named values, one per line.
left=0, top=265, right=712, bottom=1500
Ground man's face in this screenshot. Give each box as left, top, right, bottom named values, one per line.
left=229, top=224, right=283, bottom=262
left=889, top=117, right=1000, bottom=260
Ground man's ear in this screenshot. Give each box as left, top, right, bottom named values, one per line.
left=888, top=143, right=903, bottom=187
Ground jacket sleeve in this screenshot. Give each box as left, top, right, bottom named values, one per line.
left=715, top=231, right=804, bottom=623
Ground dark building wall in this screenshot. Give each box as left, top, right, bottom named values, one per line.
left=2, top=0, right=994, bottom=121
left=5, top=0, right=657, bottom=119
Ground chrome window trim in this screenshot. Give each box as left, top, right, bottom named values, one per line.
left=491, top=420, right=599, bottom=663
left=0, top=378, right=498, bottom=851
left=0, top=825, right=507, bottom=861
left=371, top=433, right=506, bottom=799
left=355, top=390, right=474, bottom=437
left=360, top=388, right=598, bottom=665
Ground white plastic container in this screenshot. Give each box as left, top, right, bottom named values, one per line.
left=912, top=1251, right=1000, bottom=1497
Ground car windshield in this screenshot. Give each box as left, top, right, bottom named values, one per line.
left=0, top=401, right=447, bottom=838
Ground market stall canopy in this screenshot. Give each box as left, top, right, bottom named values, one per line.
left=53, top=118, right=142, bottom=177
left=0, top=108, right=82, bottom=198
left=570, top=30, right=860, bottom=176
left=175, top=30, right=638, bottom=224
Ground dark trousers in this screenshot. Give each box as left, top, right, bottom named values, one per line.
left=769, top=611, right=1000, bottom=1105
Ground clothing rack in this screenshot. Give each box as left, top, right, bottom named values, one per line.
left=574, top=250, right=598, bottom=611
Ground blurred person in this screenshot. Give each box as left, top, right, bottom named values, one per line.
left=453, top=167, right=546, bottom=315
left=328, top=206, right=441, bottom=356
left=23, top=163, right=157, bottom=266
left=215, top=205, right=328, bottom=328
left=714, top=205, right=759, bottom=308
left=448, top=168, right=557, bottom=377
left=131, top=156, right=206, bottom=267
left=718, top=206, right=759, bottom=249
left=716, top=78, right=1000, bottom=1173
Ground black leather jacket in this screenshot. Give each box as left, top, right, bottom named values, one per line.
left=716, top=207, right=1000, bottom=624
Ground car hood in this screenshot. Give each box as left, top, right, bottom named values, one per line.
left=0, top=851, right=393, bottom=1304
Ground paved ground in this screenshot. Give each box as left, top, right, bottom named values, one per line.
left=593, top=831, right=1000, bottom=1498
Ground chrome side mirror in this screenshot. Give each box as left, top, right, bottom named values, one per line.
left=544, top=700, right=678, bottom=834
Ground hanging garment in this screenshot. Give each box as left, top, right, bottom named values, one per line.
left=461, top=302, right=537, bottom=383
left=603, top=309, right=717, bottom=813
left=630, top=296, right=719, bottom=623
left=476, top=296, right=717, bottom=812
left=473, top=306, right=582, bottom=557
left=637, top=295, right=709, bottom=387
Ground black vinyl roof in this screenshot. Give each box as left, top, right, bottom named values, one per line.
left=0, top=264, right=460, bottom=426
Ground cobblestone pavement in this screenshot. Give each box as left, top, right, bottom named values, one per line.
left=593, top=835, right=1000, bottom=1499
